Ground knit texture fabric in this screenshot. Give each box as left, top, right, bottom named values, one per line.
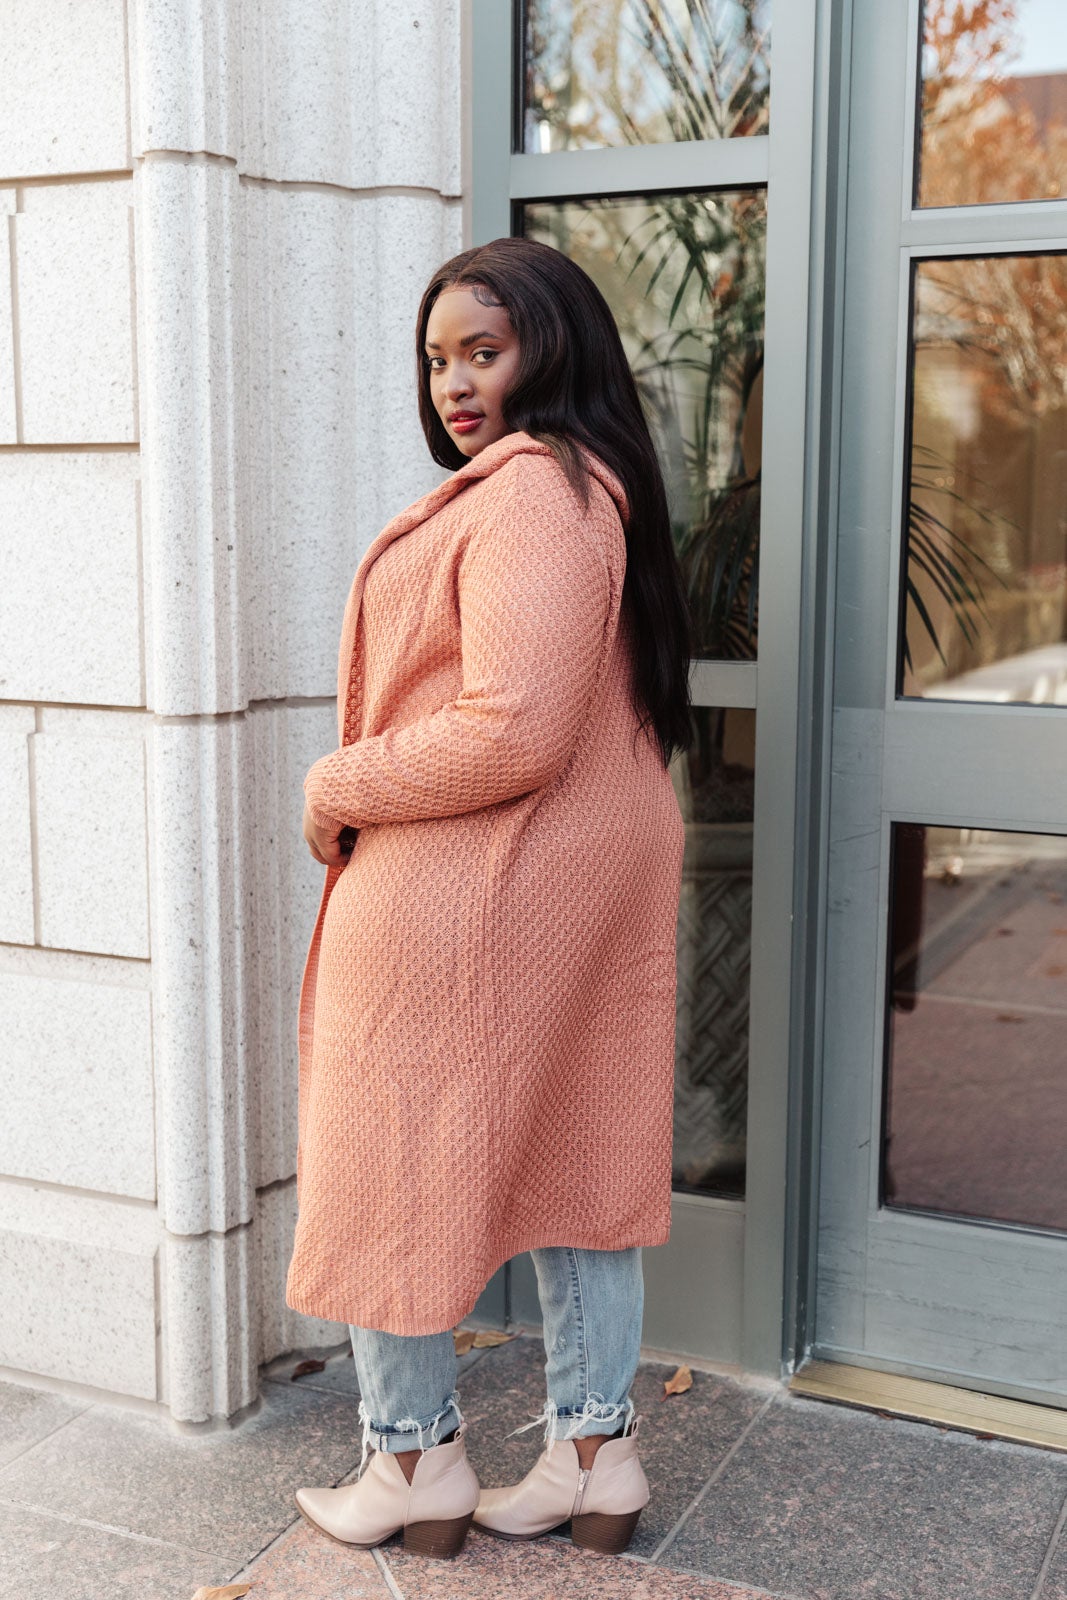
left=285, top=431, right=686, bottom=1334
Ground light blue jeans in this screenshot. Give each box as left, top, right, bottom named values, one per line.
left=349, top=1246, right=643, bottom=1473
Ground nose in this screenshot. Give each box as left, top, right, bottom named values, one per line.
left=444, top=362, right=473, bottom=401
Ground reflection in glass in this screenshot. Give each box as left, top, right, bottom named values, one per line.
left=917, top=0, right=1067, bottom=208
left=670, top=706, right=755, bottom=1197
left=523, top=0, right=770, bottom=153
left=901, top=253, right=1067, bottom=704
left=884, top=824, right=1067, bottom=1233
left=522, top=192, right=766, bottom=658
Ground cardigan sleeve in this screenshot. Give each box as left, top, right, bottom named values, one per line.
left=303, top=474, right=617, bottom=830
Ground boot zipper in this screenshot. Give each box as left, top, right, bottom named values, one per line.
left=572, top=1466, right=590, bottom=1518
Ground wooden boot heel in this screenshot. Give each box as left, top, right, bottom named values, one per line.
left=403, top=1510, right=475, bottom=1559
left=570, top=1507, right=642, bottom=1555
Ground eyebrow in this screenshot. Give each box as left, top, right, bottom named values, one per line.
left=424, top=330, right=503, bottom=350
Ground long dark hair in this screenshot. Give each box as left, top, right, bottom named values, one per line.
left=415, top=236, right=693, bottom=769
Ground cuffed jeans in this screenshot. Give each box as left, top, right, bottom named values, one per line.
left=349, top=1246, right=643, bottom=1473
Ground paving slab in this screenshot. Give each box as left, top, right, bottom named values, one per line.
left=385, top=1528, right=789, bottom=1600
left=0, top=1499, right=232, bottom=1600
left=665, top=1392, right=1067, bottom=1600
left=235, top=1515, right=395, bottom=1597
left=0, top=1379, right=362, bottom=1564
left=0, top=1377, right=88, bottom=1468
left=263, top=1346, right=361, bottom=1397
left=624, top=1358, right=770, bottom=1556
left=1038, top=1504, right=1067, bottom=1600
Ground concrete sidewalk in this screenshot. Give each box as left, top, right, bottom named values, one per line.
left=2, top=1332, right=1066, bottom=1600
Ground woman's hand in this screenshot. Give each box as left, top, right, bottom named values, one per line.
left=303, top=803, right=352, bottom=869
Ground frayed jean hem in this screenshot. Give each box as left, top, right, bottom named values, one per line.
left=356, top=1392, right=463, bottom=1478
left=506, top=1393, right=636, bottom=1455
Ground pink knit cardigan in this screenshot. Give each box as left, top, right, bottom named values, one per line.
left=285, top=431, right=685, bottom=1333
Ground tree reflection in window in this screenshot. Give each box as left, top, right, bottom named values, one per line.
left=902, top=252, right=1067, bottom=704
left=918, top=0, right=1067, bottom=209
left=523, top=0, right=771, bottom=154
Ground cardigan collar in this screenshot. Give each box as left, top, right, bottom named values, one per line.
left=375, top=429, right=629, bottom=546
left=333, top=431, right=628, bottom=739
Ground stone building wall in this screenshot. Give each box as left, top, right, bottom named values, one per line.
left=0, top=0, right=462, bottom=1423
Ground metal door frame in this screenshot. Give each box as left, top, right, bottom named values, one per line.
left=813, top=0, right=1067, bottom=1404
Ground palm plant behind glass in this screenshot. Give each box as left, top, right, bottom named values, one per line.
left=608, top=2, right=1001, bottom=673
left=620, top=189, right=765, bottom=659
left=604, top=0, right=771, bottom=659
left=905, top=446, right=1006, bottom=679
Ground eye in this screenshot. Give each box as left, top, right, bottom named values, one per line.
left=472, top=348, right=497, bottom=364
left=426, top=355, right=445, bottom=370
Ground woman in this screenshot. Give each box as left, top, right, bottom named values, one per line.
left=286, top=236, right=692, bottom=1561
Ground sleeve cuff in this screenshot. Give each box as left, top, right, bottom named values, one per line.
left=304, top=756, right=346, bottom=832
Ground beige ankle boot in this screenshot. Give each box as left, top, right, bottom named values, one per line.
left=295, top=1420, right=480, bottom=1559
left=473, top=1420, right=649, bottom=1555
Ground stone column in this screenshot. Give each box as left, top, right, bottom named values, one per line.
left=0, top=0, right=463, bottom=1423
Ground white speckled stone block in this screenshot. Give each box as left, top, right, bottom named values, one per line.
left=0, top=0, right=130, bottom=177
left=242, top=185, right=457, bottom=702
left=162, top=1225, right=257, bottom=1420
left=15, top=180, right=137, bottom=444
left=35, top=712, right=150, bottom=958
left=248, top=698, right=337, bottom=1188
left=148, top=715, right=255, bottom=1236
left=0, top=454, right=142, bottom=705
left=0, top=193, right=16, bottom=443
left=240, top=185, right=361, bottom=703
left=239, top=0, right=462, bottom=192
left=138, top=157, right=247, bottom=715
left=139, top=165, right=457, bottom=714
left=131, top=0, right=239, bottom=161
left=0, top=1182, right=158, bottom=1398
left=343, top=192, right=461, bottom=543
left=0, top=970, right=154, bottom=1198
left=257, top=1180, right=347, bottom=1362
left=0, top=706, right=34, bottom=944
left=132, top=0, right=461, bottom=193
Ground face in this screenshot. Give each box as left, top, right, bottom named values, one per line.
left=424, top=286, right=521, bottom=457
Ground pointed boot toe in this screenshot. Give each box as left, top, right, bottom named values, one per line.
left=295, top=1484, right=336, bottom=1528
left=297, top=1420, right=480, bottom=1560
left=294, top=1464, right=404, bottom=1548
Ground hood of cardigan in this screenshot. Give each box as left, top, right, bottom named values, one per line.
left=449, top=429, right=630, bottom=528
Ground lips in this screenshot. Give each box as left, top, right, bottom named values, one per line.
left=448, top=410, right=484, bottom=433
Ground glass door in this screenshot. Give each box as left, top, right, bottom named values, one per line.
left=470, top=0, right=821, bottom=1371
left=815, top=0, right=1067, bottom=1402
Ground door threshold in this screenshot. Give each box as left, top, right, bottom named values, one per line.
left=790, top=1361, right=1067, bottom=1454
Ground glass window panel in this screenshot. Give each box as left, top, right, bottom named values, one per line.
left=521, top=191, right=766, bottom=659
left=884, top=824, right=1067, bottom=1233
left=917, top=0, right=1067, bottom=208
left=900, top=253, right=1067, bottom=704
left=669, top=705, right=754, bottom=1197
left=522, top=0, right=771, bottom=153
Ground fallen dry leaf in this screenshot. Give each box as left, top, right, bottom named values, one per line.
left=472, top=1329, right=518, bottom=1348
left=290, top=1358, right=326, bottom=1380
left=453, top=1329, right=476, bottom=1355
left=661, top=1364, right=693, bottom=1400
left=192, top=1586, right=251, bottom=1599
